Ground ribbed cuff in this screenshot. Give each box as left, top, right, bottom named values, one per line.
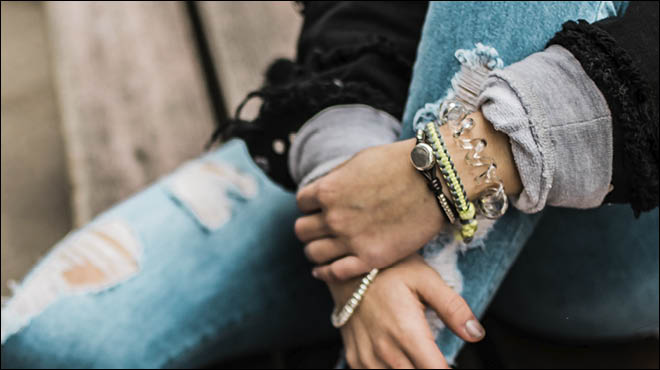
left=288, top=105, right=401, bottom=187
left=479, top=45, right=613, bottom=213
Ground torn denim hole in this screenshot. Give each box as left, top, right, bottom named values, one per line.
left=416, top=43, right=503, bottom=337
left=1, top=220, right=142, bottom=345
left=413, top=43, right=504, bottom=132
left=167, top=160, right=258, bottom=232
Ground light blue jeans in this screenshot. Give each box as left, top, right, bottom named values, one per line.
left=401, top=0, right=656, bottom=363
left=2, top=1, right=657, bottom=369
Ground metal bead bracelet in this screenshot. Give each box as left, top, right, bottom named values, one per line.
left=330, top=268, right=379, bottom=328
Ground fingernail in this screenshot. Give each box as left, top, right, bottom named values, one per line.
left=311, top=269, right=319, bottom=279
left=465, top=320, right=485, bottom=339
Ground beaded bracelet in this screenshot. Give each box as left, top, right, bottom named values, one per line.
left=330, top=268, right=379, bottom=328
left=424, top=122, right=479, bottom=243
left=438, top=100, right=508, bottom=219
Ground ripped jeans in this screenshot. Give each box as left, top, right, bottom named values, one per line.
left=2, top=1, right=658, bottom=369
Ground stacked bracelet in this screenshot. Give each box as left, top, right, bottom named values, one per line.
left=412, top=98, right=510, bottom=243
left=424, top=122, right=479, bottom=243
left=331, top=268, right=379, bottom=328
left=411, top=130, right=458, bottom=225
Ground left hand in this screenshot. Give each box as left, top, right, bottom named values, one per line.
left=295, top=138, right=445, bottom=282
left=295, top=111, right=522, bottom=282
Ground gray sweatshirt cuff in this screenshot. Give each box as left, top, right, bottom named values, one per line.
left=478, top=45, right=613, bottom=213
left=288, top=104, right=401, bottom=187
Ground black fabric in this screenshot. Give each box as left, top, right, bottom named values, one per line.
left=216, top=1, right=659, bottom=215
left=548, top=1, right=659, bottom=216
left=212, top=2, right=428, bottom=190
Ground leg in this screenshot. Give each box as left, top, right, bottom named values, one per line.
left=1, top=140, right=336, bottom=368
left=400, top=1, right=630, bottom=363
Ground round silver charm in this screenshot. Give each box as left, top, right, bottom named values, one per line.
left=411, top=143, right=435, bottom=171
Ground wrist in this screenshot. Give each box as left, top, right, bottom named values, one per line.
left=438, top=110, right=522, bottom=200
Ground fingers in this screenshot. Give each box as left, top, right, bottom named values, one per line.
left=394, top=317, right=449, bottom=369
left=342, top=327, right=362, bottom=369
left=312, top=256, right=371, bottom=283
left=373, top=338, right=415, bottom=369
left=417, top=269, right=485, bottom=343
left=295, top=214, right=331, bottom=242
left=352, top=319, right=388, bottom=369
left=296, top=182, right=321, bottom=213
left=304, top=239, right=347, bottom=265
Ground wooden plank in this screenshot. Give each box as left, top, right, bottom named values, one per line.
left=1, top=1, right=72, bottom=297
left=199, top=1, right=302, bottom=119
left=45, top=1, right=216, bottom=226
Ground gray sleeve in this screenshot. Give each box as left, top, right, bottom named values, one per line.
left=478, top=44, right=614, bottom=213
left=288, top=104, right=401, bottom=188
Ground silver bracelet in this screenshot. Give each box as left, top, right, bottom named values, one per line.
left=331, top=268, right=379, bottom=328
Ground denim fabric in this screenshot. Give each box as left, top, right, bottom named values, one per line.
left=3, top=2, right=657, bottom=369
left=1, top=140, right=337, bottom=368
left=401, top=0, right=657, bottom=363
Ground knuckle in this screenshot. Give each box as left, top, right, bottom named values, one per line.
left=358, top=347, right=376, bottom=369
left=445, top=293, right=470, bottom=321
left=303, top=244, right=315, bottom=262
left=324, top=211, right=343, bottom=233
left=359, top=243, right=387, bottom=268
left=293, top=218, right=305, bottom=239
left=363, top=248, right=383, bottom=267
left=327, top=266, right=340, bottom=282
left=316, top=179, right=337, bottom=206
left=373, top=338, right=390, bottom=359
left=345, top=349, right=359, bottom=369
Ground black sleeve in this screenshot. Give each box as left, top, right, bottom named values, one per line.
left=547, top=1, right=659, bottom=216
left=216, top=1, right=429, bottom=190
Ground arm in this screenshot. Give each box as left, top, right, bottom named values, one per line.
left=217, top=1, right=429, bottom=190
left=297, top=2, right=659, bottom=280
left=548, top=1, right=659, bottom=215
left=481, top=1, right=658, bottom=215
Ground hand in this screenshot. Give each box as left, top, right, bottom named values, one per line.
left=328, top=254, right=485, bottom=369
left=295, top=111, right=522, bottom=282
left=296, top=138, right=445, bottom=282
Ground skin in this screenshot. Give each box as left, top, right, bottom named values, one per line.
left=295, top=111, right=522, bottom=368
left=296, top=111, right=522, bottom=281
left=328, top=255, right=486, bottom=369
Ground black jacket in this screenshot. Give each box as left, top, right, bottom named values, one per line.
left=218, top=1, right=658, bottom=215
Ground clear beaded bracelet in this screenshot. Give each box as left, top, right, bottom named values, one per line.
left=438, top=99, right=508, bottom=219
left=330, top=268, right=379, bottom=328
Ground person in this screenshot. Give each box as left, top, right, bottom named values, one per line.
left=1, top=1, right=657, bottom=369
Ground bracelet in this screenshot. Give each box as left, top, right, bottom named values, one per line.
left=439, top=100, right=508, bottom=219
left=330, top=268, right=379, bottom=328
left=411, top=130, right=458, bottom=225
left=424, top=122, right=479, bottom=243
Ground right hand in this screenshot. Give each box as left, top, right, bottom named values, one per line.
left=327, top=254, right=485, bottom=369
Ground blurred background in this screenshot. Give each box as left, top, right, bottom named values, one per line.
left=1, top=0, right=301, bottom=299
left=1, top=1, right=657, bottom=368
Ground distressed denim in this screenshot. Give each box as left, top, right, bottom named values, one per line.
left=2, top=1, right=657, bottom=369
left=1, top=140, right=337, bottom=368
left=402, top=0, right=657, bottom=363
